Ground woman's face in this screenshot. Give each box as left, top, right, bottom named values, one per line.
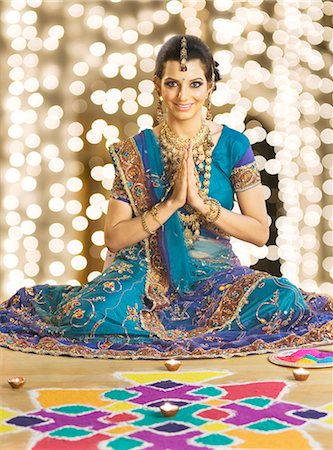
left=156, top=59, right=212, bottom=122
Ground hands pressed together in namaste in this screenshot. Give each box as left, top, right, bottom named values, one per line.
left=170, top=144, right=209, bottom=216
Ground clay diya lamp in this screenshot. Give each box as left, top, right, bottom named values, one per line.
left=8, top=376, right=26, bottom=389
left=164, top=359, right=182, bottom=371
left=160, top=402, right=179, bottom=417
left=293, top=368, right=310, bottom=381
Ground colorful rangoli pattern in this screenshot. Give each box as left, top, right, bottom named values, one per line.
left=1, top=371, right=332, bottom=449
left=270, top=348, right=333, bottom=367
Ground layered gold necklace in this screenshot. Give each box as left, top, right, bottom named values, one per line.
left=159, top=121, right=215, bottom=247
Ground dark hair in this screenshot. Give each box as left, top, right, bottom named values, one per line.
left=154, top=34, right=221, bottom=90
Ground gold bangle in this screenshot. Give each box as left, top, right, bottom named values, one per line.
left=204, top=198, right=221, bottom=223
left=150, top=205, right=164, bottom=230
left=141, top=211, right=156, bottom=235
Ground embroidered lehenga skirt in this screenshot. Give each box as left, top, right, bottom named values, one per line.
left=1, top=126, right=332, bottom=358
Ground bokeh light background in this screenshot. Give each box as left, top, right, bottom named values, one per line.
left=0, top=0, right=332, bottom=299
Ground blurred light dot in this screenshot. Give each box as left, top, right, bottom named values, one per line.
left=69, top=80, right=85, bottom=96
left=67, top=177, right=83, bottom=192
left=323, top=231, right=333, bottom=246
left=90, top=42, right=106, bottom=56
left=28, top=37, right=43, bottom=51
left=68, top=136, right=84, bottom=151
left=26, top=204, right=42, bottom=219
left=91, top=90, right=106, bottom=105
left=73, top=61, right=89, bottom=76
left=49, top=239, right=65, bottom=253
left=11, top=37, right=27, bottom=51
left=87, top=14, right=103, bottom=29
left=71, top=255, right=87, bottom=270
left=122, top=100, right=139, bottom=115
left=137, top=114, right=154, bottom=129
left=68, top=3, right=84, bottom=17
left=138, top=44, right=154, bottom=58
left=323, top=180, right=333, bottom=195
left=3, top=195, right=19, bottom=210
left=48, top=198, right=65, bottom=212
left=321, top=128, right=333, bottom=144
left=28, top=92, right=43, bottom=107
left=90, top=193, right=105, bottom=206
left=167, top=0, right=183, bottom=14
left=49, top=157, right=65, bottom=173
left=86, top=205, right=102, bottom=220
left=138, top=92, right=154, bottom=107
left=120, top=65, right=137, bottom=79
left=24, top=53, right=38, bottom=67
left=67, top=239, right=83, bottom=255
left=253, top=97, right=270, bottom=112
left=66, top=200, right=82, bottom=215
left=86, top=129, right=102, bottom=144
left=21, top=176, right=37, bottom=191
left=323, top=257, right=333, bottom=273
left=49, top=183, right=66, bottom=197
left=91, top=230, right=105, bottom=246
left=43, top=74, right=59, bottom=89
left=26, top=151, right=41, bottom=166
left=87, top=271, right=101, bottom=281
left=123, top=30, right=138, bottom=44
left=4, top=254, right=19, bottom=269
left=23, top=236, right=38, bottom=251
left=106, top=88, right=121, bottom=102
left=153, top=10, right=169, bottom=24
left=49, top=261, right=65, bottom=276
left=49, top=223, right=65, bottom=238
left=10, top=152, right=25, bottom=167
left=21, top=220, right=36, bottom=235
left=43, top=37, right=59, bottom=51
left=6, top=168, right=21, bottom=183
left=72, top=216, right=89, bottom=231
left=91, top=166, right=104, bottom=181
left=139, top=58, right=155, bottom=73
left=68, top=122, right=84, bottom=136
left=25, top=133, right=40, bottom=148
left=6, top=211, right=21, bottom=226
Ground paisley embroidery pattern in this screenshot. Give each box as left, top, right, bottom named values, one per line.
left=109, top=139, right=170, bottom=315
left=231, top=161, right=261, bottom=192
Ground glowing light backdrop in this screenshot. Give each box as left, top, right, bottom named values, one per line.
left=0, top=0, right=332, bottom=299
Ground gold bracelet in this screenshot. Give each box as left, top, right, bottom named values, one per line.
left=150, top=205, right=164, bottom=230
left=204, top=198, right=221, bottom=223
left=141, top=211, right=156, bottom=235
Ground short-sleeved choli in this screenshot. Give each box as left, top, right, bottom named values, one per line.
left=229, top=134, right=261, bottom=192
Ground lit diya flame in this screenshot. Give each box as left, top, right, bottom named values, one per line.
left=164, top=359, right=181, bottom=371
left=160, top=402, right=179, bottom=417
left=293, top=368, right=310, bottom=381
left=8, top=377, right=26, bottom=389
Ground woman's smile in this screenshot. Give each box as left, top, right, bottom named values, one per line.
left=174, top=103, right=194, bottom=111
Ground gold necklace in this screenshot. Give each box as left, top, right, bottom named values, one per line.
left=159, top=121, right=215, bottom=247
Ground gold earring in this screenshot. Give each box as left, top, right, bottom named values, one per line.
left=206, top=93, right=213, bottom=121
left=156, top=95, right=164, bottom=124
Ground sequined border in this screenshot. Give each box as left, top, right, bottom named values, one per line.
left=209, top=271, right=267, bottom=329
left=231, top=161, right=261, bottom=192
left=108, top=139, right=170, bottom=314
left=1, top=326, right=332, bottom=360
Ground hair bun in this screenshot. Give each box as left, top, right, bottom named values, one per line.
left=213, top=60, right=222, bottom=82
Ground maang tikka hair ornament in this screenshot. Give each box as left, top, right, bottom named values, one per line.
left=180, top=35, right=188, bottom=71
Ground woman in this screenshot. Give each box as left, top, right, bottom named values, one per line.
left=0, top=35, right=332, bottom=359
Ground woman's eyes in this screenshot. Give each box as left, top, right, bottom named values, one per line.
left=164, top=81, right=203, bottom=88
